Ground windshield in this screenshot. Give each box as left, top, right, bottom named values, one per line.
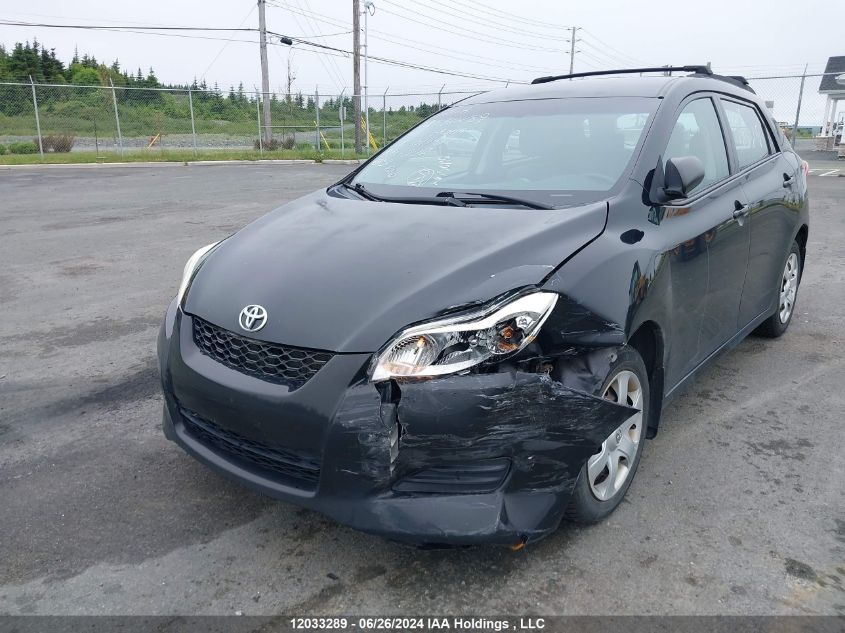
left=351, top=97, right=657, bottom=207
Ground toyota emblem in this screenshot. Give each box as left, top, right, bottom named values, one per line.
left=239, top=304, right=268, bottom=332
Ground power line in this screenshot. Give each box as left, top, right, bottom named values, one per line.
left=200, top=5, right=256, bottom=82
left=572, top=55, right=601, bottom=71
left=267, top=0, right=556, bottom=73
left=297, top=0, right=347, bottom=89
left=458, top=0, right=572, bottom=30
left=373, top=2, right=568, bottom=54
left=579, top=28, right=647, bottom=66
left=578, top=49, right=620, bottom=69
left=0, top=19, right=338, bottom=42
left=293, top=30, right=351, bottom=38
left=0, top=20, right=261, bottom=32
left=0, top=11, right=230, bottom=30
left=408, top=0, right=573, bottom=43
left=263, top=30, right=524, bottom=84
left=578, top=39, right=641, bottom=69
left=363, top=30, right=555, bottom=75
left=281, top=0, right=345, bottom=90
left=3, top=26, right=259, bottom=46
left=0, top=17, right=527, bottom=85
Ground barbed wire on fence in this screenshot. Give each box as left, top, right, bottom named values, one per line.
left=1, top=72, right=842, bottom=158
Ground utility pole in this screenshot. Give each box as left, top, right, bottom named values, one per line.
left=363, top=1, right=374, bottom=155
left=567, top=26, right=581, bottom=76
left=352, top=0, right=363, bottom=154
left=258, top=0, right=272, bottom=144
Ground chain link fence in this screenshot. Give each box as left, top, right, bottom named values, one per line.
left=1, top=74, right=842, bottom=159
left=0, top=81, right=478, bottom=158
left=746, top=73, right=843, bottom=156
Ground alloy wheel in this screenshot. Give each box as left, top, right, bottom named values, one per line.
left=779, top=253, right=799, bottom=324
left=587, top=370, right=644, bottom=502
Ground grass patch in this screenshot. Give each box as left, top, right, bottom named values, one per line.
left=0, top=148, right=371, bottom=165
left=0, top=107, right=422, bottom=141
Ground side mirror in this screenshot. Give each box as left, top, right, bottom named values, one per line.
left=661, top=155, right=705, bottom=200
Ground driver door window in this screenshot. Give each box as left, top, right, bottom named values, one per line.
left=664, top=99, right=730, bottom=194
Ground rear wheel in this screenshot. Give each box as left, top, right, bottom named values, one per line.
left=754, top=241, right=801, bottom=338
left=565, top=346, right=649, bottom=523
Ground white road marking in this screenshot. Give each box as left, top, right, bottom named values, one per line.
left=818, top=169, right=840, bottom=177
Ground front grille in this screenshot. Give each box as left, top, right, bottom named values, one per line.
left=191, top=316, right=332, bottom=390
left=179, top=407, right=321, bottom=489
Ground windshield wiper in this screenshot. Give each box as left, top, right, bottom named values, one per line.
left=342, top=182, right=549, bottom=209
left=344, top=181, right=380, bottom=201
left=343, top=182, right=466, bottom=206
left=436, top=191, right=553, bottom=210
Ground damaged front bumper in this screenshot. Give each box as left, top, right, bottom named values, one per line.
left=158, top=301, right=635, bottom=546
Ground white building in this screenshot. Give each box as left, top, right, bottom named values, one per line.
left=819, top=55, right=845, bottom=154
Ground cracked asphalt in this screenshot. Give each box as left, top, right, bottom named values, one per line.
left=0, top=164, right=843, bottom=615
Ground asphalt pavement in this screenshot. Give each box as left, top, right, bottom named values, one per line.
left=0, top=163, right=843, bottom=615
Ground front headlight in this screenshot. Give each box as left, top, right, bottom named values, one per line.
left=176, top=242, right=219, bottom=304
left=370, top=292, right=558, bottom=382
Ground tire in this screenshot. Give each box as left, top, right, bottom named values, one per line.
left=565, top=346, right=650, bottom=524
left=754, top=240, right=801, bottom=339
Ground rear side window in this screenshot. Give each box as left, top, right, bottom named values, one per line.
left=722, top=100, right=771, bottom=169
left=664, top=98, right=730, bottom=193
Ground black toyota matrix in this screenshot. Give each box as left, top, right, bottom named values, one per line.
left=158, top=66, right=809, bottom=546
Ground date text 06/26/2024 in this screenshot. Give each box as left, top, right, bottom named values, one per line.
left=288, top=617, right=546, bottom=630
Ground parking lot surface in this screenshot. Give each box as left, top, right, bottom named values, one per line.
left=0, top=164, right=843, bottom=615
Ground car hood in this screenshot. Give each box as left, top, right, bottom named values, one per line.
left=184, top=189, right=608, bottom=352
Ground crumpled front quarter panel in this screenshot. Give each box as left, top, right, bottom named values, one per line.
left=397, top=372, right=634, bottom=490
left=389, top=372, right=634, bottom=541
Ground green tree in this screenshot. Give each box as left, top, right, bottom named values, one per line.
left=8, top=41, right=45, bottom=81
left=40, top=46, right=65, bottom=82
left=71, top=66, right=100, bottom=85
left=0, top=45, right=9, bottom=80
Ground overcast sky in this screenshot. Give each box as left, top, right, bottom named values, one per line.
left=2, top=0, right=842, bottom=101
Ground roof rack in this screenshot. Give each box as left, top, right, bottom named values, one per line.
left=530, top=65, right=756, bottom=94
left=726, top=75, right=750, bottom=86
left=721, top=75, right=755, bottom=92
left=531, top=65, right=712, bottom=85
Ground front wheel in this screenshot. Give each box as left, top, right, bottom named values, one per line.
left=565, top=346, right=649, bottom=523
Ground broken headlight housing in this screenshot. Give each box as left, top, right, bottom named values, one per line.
left=371, top=292, right=558, bottom=381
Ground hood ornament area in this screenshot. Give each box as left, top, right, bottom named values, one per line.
left=239, top=305, right=268, bottom=332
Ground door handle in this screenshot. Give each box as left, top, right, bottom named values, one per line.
left=782, top=174, right=795, bottom=188
left=732, top=201, right=750, bottom=219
